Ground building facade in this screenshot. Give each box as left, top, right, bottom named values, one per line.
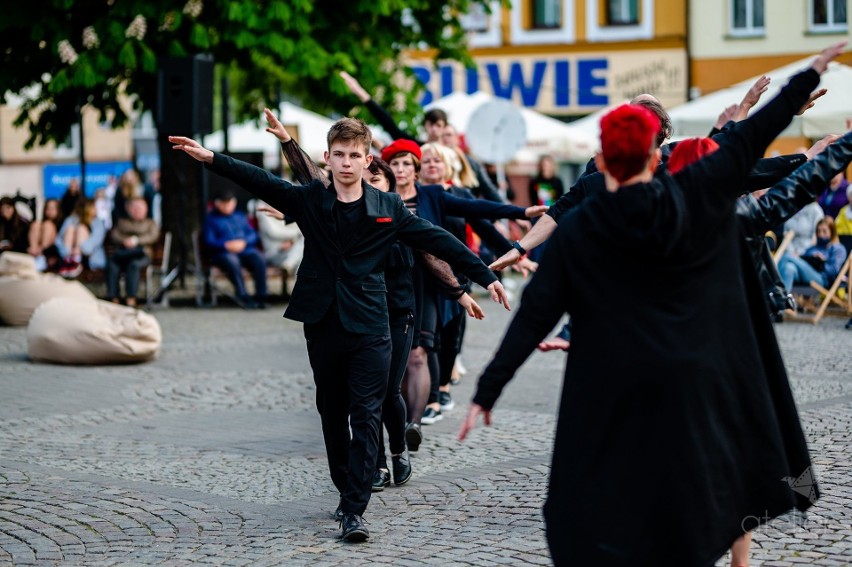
left=690, top=0, right=851, bottom=98
left=0, top=99, right=134, bottom=210
left=407, top=0, right=689, bottom=117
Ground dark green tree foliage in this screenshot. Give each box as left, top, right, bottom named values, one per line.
left=0, top=0, right=485, bottom=148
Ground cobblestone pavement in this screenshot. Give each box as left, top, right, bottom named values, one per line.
left=1, top=290, right=850, bottom=566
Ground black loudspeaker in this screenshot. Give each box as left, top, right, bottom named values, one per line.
left=157, top=54, right=214, bottom=135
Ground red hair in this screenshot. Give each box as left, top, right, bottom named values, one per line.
left=667, top=137, right=720, bottom=174
left=599, top=104, right=661, bottom=182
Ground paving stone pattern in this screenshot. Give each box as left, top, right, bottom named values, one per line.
left=0, top=299, right=850, bottom=566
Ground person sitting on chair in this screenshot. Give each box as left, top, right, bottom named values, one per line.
left=106, top=197, right=160, bottom=307
left=254, top=199, right=303, bottom=298
left=778, top=216, right=847, bottom=292
left=56, top=198, right=107, bottom=278
left=0, top=196, right=30, bottom=254
left=203, top=189, right=268, bottom=309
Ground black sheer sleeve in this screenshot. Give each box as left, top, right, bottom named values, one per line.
left=365, top=99, right=420, bottom=143
left=280, top=139, right=327, bottom=185
left=416, top=250, right=465, bottom=299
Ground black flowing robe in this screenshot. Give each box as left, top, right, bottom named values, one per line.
left=473, top=68, right=821, bottom=566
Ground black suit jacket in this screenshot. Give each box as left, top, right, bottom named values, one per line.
left=206, top=153, right=498, bottom=335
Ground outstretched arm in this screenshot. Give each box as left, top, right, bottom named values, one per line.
left=741, top=133, right=852, bottom=235
left=675, top=42, right=846, bottom=202
left=490, top=215, right=557, bottom=271
left=460, top=219, right=573, bottom=440
left=340, top=71, right=419, bottom=143
left=441, top=190, right=547, bottom=220
left=395, top=203, right=511, bottom=310
left=170, top=136, right=302, bottom=215
left=264, top=108, right=328, bottom=186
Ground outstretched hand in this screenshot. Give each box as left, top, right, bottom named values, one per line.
left=486, top=280, right=511, bottom=311
left=458, top=292, right=485, bottom=320
left=169, top=136, right=214, bottom=164
left=811, top=41, right=847, bottom=74
left=340, top=71, right=371, bottom=103
left=741, top=75, right=770, bottom=110
left=797, top=88, right=828, bottom=115
left=525, top=205, right=549, bottom=218
left=256, top=204, right=285, bottom=221
left=511, top=257, right=538, bottom=278
left=805, top=134, right=840, bottom=160
left=537, top=336, right=571, bottom=352
left=458, top=403, right=492, bottom=441
left=489, top=248, right=522, bottom=272
left=264, top=108, right=291, bottom=142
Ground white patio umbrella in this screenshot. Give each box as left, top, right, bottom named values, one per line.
left=669, top=59, right=852, bottom=139
left=204, top=102, right=336, bottom=168
left=427, top=92, right=598, bottom=163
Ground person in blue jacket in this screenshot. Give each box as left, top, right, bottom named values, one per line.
left=203, top=189, right=268, bottom=308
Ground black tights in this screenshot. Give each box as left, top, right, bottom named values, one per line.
left=376, top=313, right=415, bottom=469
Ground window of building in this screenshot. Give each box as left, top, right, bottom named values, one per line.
left=510, top=0, right=575, bottom=45
left=531, top=0, right=561, bottom=29
left=606, top=0, right=639, bottom=25
left=810, top=0, right=847, bottom=32
left=587, top=0, right=653, bottom=41
left=730, top=0, right=765, bottom=36
left=461, top=1, right=502, bottom=47
left=53, top=124, right=81, bottom=159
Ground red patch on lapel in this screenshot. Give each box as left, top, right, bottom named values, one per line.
left=376, top=217, right=393, bottom=223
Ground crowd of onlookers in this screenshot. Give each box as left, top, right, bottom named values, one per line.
left=0, top=168, right=162, bottom=306
left=777, top=171, right=852, bottom=295
left=0, top=165, right=307, bottom=310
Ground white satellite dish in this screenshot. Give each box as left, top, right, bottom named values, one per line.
left=465, top=98, right=527, bottom=163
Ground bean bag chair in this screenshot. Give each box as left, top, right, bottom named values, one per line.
left=0, top=252, right=95, bottom=326
left=27, top=297, right=161, bottom=364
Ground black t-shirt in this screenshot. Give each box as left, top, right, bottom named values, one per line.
left=332, top=195, right=367, bottom=246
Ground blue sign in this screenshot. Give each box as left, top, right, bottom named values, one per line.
left=43, top=161, right=133, bottom=200
left=411, top=57, right=610, bottom=109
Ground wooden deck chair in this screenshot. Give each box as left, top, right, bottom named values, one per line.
left=772, top=231, right=795, bottom=263
left=788, top=250, right=852, bottom=324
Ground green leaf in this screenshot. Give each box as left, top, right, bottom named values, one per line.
left=139, top=43, right=157, bottom=73
left=190, top=23, right=210, bottom=49
left=118, top=42, right=137, bottom=70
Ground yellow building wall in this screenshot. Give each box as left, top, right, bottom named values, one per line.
left=0, top=104, right=133, bottom=165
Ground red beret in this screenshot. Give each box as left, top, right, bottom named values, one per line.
left=599, top=104, right=661, bottom=183
left=381, top=139, right=422, bottom=163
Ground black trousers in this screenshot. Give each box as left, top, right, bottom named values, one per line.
left=106, top=248, right=150, bottom=299
left=377, top=310, right=415, bottom=469
left=304, top=309, right=391, bottom=516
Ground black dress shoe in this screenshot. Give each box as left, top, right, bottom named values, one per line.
left=333, top=497, right=343, bottom=521
left=372, top=469, right=390, bottom=492
left=392, top=449, right=412, bottom=486
left=340, top=513, right=369, bottom=543
left=405, top=422, right=422, bottom=452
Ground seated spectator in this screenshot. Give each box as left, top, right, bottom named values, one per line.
left=56, top=198, right=107, bottom=278
left=0, top=196, right=30, bottom=254
left=27, top=198, right=63, bottom=271
left=778, top=217, right=847, bottom=292
left=783, top=200, right=824, bottom=256
left=106, top=197, right=160, bottom=308
left=254, top=200, right=303, bottom=297
left=835, top=183, right=852, bottom=237
left=112, top=169, right=145, bottom=227
left=60, top=178, right=83, bottom=219
left=203, top=190, right=268, bottom=308
left=817, top=172, right=849, bottom=219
